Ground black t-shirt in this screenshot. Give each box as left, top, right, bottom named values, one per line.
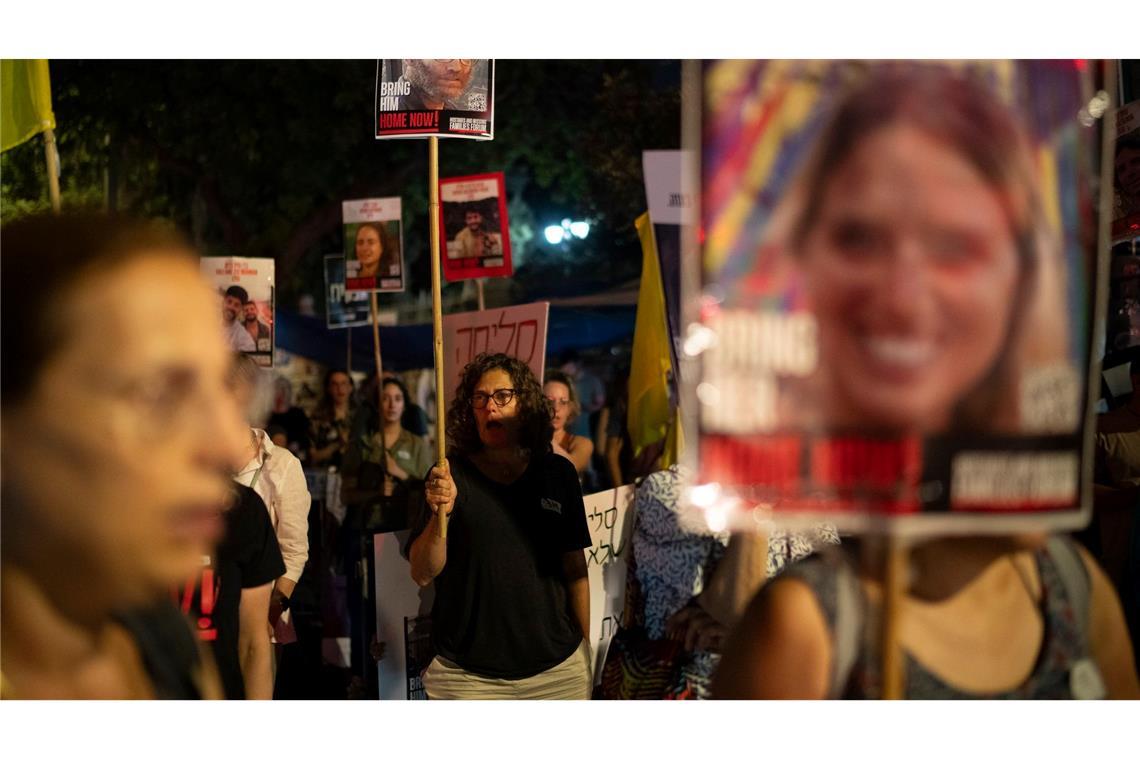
left=180, top=484, right=284, bottom=700
left=114, top=600, right=204, bottom=699
left=405, top=451, right=592, bottom=679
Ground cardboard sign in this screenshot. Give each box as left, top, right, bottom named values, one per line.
left=439, top=172, right=513, bottom=282
left=324, top=255, right=373, bottom=329
left=441, top=302, right=548, bottom=401
left=583, top=485, right=636, bottom=681
left=342, top=197, right=405, bottom=293
left=1112, top=99, right=1140, bottom=243
left=201, top=256, right=275, bottom=367
left=692, top=60, right=1105, bottom=537
left=372, top=531, right=434, bottom=701
left=375, top=59, right=494, bottom=140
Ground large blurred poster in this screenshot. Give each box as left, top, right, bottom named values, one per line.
left=376, top=59, right=494, bottom=140
left=439, top=172, right=512, bottom=282
left=693, top=60, right=1105, bottom=536
left=1111, top=99, right=1140, bottom=242
left=202, top=256, right=275, bottom=368
left=342, top=197, right=405, bottom=293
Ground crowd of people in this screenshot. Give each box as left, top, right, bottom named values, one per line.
left=2, top=65, right=1138, bottom=703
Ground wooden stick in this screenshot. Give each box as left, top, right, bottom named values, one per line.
left=476, top=278, right=485, bottom=311
left=428, top=136, right=448, bottom=539
left=880, top=535, right=907, bottom=699
left=43, top=128, right=61, bottom=213
left=370, top=293, right=383, bottom=436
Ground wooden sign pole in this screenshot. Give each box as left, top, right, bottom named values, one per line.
left=369, top=293, right=384, bottom=436
left=429, top=136, right=448, bottom=539
left=880, top=536, right=907, bottom=699
left=44, top=128, right=61, bottom=213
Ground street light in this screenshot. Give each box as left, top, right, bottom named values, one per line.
left=544, top=218, right=590, bottom=245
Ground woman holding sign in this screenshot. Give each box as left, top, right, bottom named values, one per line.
left=405, top=353, right=593, bottom=699
left=713, top=68, right=1139, bottom=700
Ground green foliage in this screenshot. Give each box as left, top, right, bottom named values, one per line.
left=1, top=60, right=680, bottom=313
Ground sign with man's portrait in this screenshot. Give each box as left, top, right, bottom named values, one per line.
left=342, top=197, right=405, bottom=293
left=439, top=172, right=513, bottom=282
left=201, top=256, right=275, bottom=368
left=375, top=59, right=494, bottom=140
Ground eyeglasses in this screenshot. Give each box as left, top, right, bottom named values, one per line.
left=545, top=397, right=571, bottom=408
left=471, top=389, right=516, bottom=409
left=435, top=59, right=474, bottom=65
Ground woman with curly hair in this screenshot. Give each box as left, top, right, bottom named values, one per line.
left=405, top=353, right=593, bottom=699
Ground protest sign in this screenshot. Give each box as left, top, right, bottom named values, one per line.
left=324, top=255, right=372, bottom=329
left=342, top=197, right=405, bottom=293
left=583, top=485, right=636, bottom=681
left=691, top=60, right=1107, bottom=537
left=1111, top=99, right=1140, bottom=243
left=439, top=172, right=512, bottom=282
left=376, top=59, right=494, bottom=140
left=441, top=302, right=548, bottom=401
left=201, top=256, right=275, bottom=367
left=372, top=531, right=434, bottom=700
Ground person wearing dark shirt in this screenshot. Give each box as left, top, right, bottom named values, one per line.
left=182, top=484, right=284, bottom=699
left=406, top=353, right=593, bottom=699
left=1, top=213, right=248, bottom=699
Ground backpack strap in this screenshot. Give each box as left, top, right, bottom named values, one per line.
left=1043, top=536, right=1091, bottom=650
left=829, top=556, right=863, bottom=699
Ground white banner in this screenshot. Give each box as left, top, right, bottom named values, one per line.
left=583, top=485, right=636, bottom=681
left=441, top=302, right=549, bottom=401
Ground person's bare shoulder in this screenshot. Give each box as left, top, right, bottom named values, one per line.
left=713, top=577, right=831, bottom=699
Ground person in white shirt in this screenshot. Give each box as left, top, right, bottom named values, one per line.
left=227, top=354, right=311, bottom=615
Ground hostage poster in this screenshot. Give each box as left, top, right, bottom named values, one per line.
left=324, top=255, right=372, bottom=329
left=342, top=197, right=405, bottom=293
left=691, top=60, right=1107, bottom=537
left=375, top=59, right=494, bottom=140
left=439, top=172, right=512, bottom=282
left=201, top=256, right=275, bottom=368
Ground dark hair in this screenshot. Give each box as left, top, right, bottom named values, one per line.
left=355, top=222, right=400, bottom=270
left=543, top=368, right=581, bottom=424
left=381, top=375, right=411, bottom=408
left=1, top=212, right=191, bottom=406
left=447, top=353, right=552, bottom=457
left=325, top=368, right=353, bottom=391
left=789, top=66, right=1045, bottom=431
left=312, top=368, right=354, bottom=423
left=225, top=285, right=249, bottom=303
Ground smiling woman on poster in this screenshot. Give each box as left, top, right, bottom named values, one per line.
left=711, top=65, right=1139, bottom=701
left=767, top=67, right=1075, bottom=437
left=354, top=221, right=400, bottom=280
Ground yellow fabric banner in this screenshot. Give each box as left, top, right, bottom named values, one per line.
left=1, top=59, right=55, bottom=153
left=629, top=212, right=681, bottom=467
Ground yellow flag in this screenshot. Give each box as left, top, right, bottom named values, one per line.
left=629, top=212, right=681, bottom=467
left=1, top=59, right=55, bottom=153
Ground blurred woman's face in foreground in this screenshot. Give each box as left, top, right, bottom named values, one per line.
left=1, top=253, right=247, bottom=606
left=801, top=123, right=1020, bottom=433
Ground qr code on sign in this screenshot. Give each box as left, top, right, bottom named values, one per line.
left=468, top=93, right=487, bottom=111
